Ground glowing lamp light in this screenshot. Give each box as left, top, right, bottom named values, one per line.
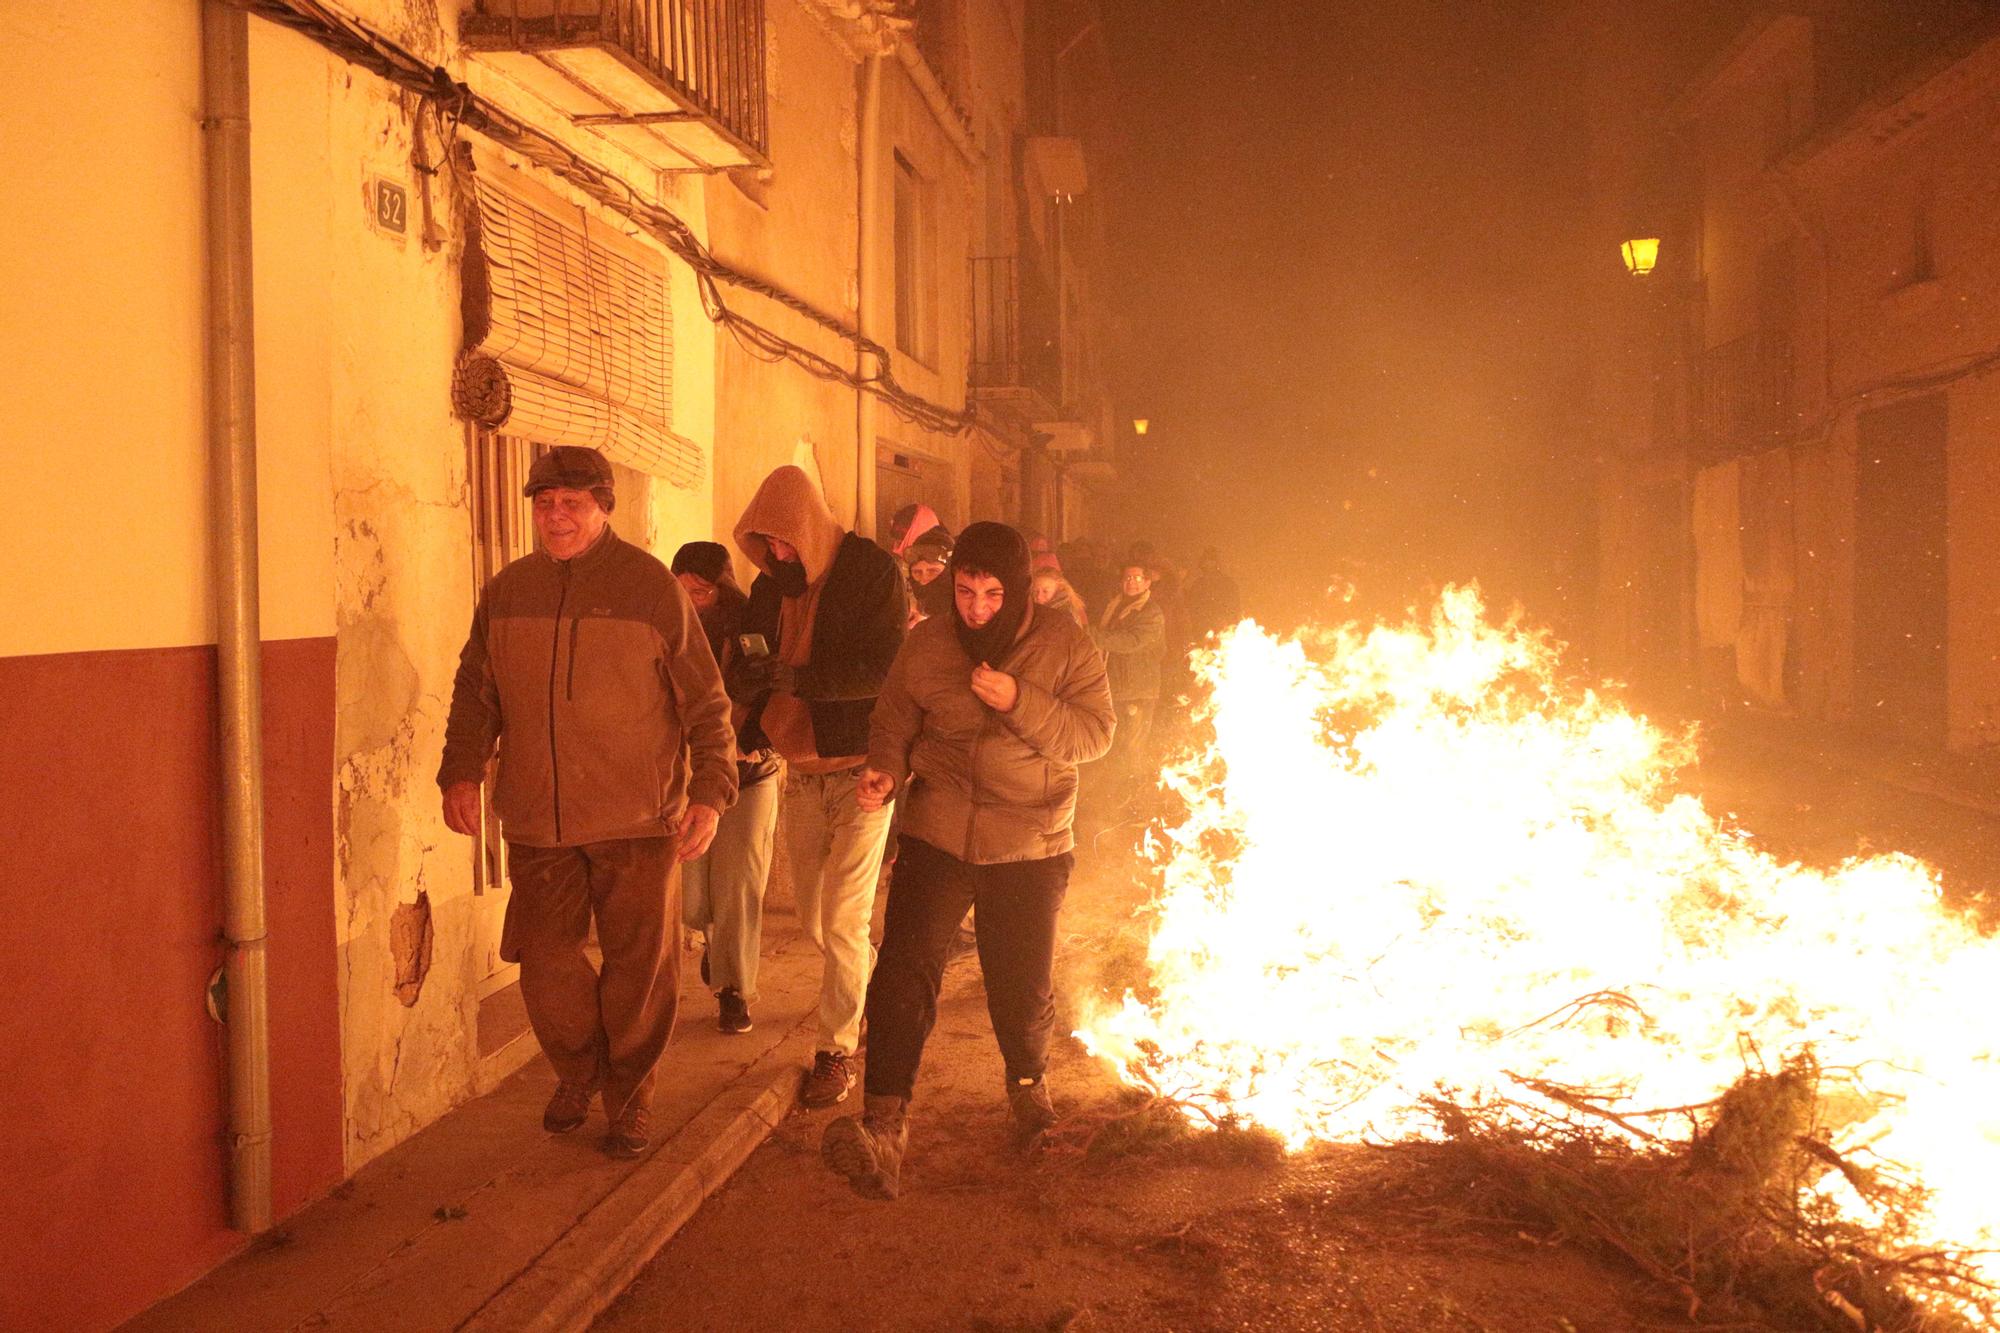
left=1620, top=236, right=1662, bottom=278
left=1132, top=418, right=1150, bottom=436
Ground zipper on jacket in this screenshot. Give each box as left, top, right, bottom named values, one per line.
left=567, top=616, right=581, bottom=700
left=961, top=715, right=989, bottom=860
left=547, top=564, right=570, bottom=844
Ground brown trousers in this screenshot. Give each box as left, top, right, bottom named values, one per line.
left=503, top=837, right=681, bottom=1120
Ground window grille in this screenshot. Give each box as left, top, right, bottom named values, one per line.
left=453, top=172, right=704, bottom=489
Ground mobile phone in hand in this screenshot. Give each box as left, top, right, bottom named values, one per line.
left=738, top=632, right=770, bottom=659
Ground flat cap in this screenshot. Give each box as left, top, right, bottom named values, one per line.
left=523, top=446, right=614, bottom=497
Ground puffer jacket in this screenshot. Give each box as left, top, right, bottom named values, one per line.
left=870, top=606, right=1114, bottom=865
left=438, top=528, right=738, bottom=847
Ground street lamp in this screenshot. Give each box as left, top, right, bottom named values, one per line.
left=1620, top=236, right=1662, bottom=278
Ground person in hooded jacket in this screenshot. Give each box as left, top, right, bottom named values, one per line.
left=901, top=524, right=955, bottom=625
left=730, top=467, right=908, bottom=1108
left=821, top=523, right=1114, bottom=1200
left=671, top=541, right=782, bottom=1036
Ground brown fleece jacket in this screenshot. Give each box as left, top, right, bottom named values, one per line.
left=439, top=527, right=738, bottom=847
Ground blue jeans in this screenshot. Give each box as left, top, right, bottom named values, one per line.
left=682, top=770, right=782, bottom=1000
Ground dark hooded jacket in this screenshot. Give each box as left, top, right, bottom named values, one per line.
left=731, top=467, right=907, bottom=763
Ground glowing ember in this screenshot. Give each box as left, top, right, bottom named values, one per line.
left=1078, top=586, right=2000, bottom=1286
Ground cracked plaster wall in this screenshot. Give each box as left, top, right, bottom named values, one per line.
left=253, top=7, right=721, bottom=1170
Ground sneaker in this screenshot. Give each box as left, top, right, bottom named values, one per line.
left=542, top=1080, right=596, bottom=1134
left=717, top=987, right=753, bottom=1034
left=601, top=1104, right=652, bottom=1158
left=822, top=1094, right=909, bottom=1200
left=799, top=1050, right=854, bottom=1108
left=1006, top=1076, right=1058, bottom=1146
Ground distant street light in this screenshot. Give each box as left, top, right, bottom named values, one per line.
left=1132, top=418, right=1149, bottom=436
left=1620, top=236, right=1662, bottom=278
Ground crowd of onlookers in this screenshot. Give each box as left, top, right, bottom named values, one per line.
left=438, top=445, right=1239, bottom=1197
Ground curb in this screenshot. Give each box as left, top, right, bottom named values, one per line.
left=462, top=1024, right=816, bottom=1333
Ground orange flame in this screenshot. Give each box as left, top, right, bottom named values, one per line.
left=1078, top=587, right=1999, bottom=1285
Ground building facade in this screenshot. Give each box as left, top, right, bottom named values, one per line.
left=0, top=1, right=1118, bottom=1326
left=1570, top=4, right=2000, bottom=752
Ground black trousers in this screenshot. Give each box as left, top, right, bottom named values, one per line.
left=861, top=837, right=1073, bottom=1100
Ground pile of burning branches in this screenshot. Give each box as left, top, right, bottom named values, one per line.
left=1405, top=1055, right=1994, bottom=1331
left=1047, top=1054, right=1994, bottom=1328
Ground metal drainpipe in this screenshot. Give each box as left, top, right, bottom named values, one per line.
left=201, top=0, right=275, bottom=1235
left=854, top=48, right=886, bottom=538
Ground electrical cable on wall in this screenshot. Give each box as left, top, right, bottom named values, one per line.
left=248, top=0, right=989, bottom=440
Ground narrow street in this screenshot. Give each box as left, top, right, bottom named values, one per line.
left=12, top=4, right=2000, bottom=1329
left=593, top=720, right=2000, bottom=1332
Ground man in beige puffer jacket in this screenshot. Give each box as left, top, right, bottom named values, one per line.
left=822, top=522, right=1113, bottom=1199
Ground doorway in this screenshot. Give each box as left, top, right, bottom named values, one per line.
left=1853, top=395, right=1948, bottom=746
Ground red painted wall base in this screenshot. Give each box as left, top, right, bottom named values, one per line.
left=0, top=637, right=342, bottom=1331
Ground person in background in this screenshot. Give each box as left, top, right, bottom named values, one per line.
left=1093, top=556, right=1166, bottom=800
left=822, top=523, right=1113, bottom=1199
left=887, top=502, right=944, bottom=559
left=1062, top=538, right=1118, bottom=619
left=1031, top=567, right=1089, bottom=629
left=903, top=525, right=955, bottom=625
left=731, top=466, right=908, bottom=1108
left=439, top=447, right=736, bottom=1159
left=1184, top=545, right=1243, bottom=642
left=671, top=541, right=783, bottom=1036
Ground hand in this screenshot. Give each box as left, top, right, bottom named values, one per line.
left=970, top=664, right=1019, bottom=713
left=675, top=802, right=721, bottom=862
left=442, top=781, right=482, bottom=837
left=724, top=654, right=794, bottom=700
left=855, top=768, right=895, bottom=813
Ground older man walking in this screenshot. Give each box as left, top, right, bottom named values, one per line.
left=439, top=446, right=737, bottom=1158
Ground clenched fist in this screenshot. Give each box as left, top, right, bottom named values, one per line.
left=970, top=663, right=1019, bottom=713
left=855, top=767, right=896, bottom=813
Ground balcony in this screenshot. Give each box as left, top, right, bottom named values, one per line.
left=462, top=0, right=768, bottom=171
left=1698, top=330, right=1794, bottom=455
left=970, top=254, right=1062, bottom=418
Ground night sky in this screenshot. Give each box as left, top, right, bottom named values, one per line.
left=1091, top=0, right=1986, bottom=639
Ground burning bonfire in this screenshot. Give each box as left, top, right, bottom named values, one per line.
left=1077, top=586, right=1999, bottom=1326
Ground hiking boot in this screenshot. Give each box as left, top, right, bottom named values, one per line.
left=800, top=1050, right=854, bottom=1108
left=1007, top=1076, right=1058, bottom=1145
left=601, top=1104, right=652, bottom=1158
left=717, top=987, right=753, bottom=1034
left=542, top=1080, right=596, bottom=1134
left=822, top=1094, right=909, bottom=1200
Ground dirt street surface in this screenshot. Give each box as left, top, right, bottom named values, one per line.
left=595, top=726, right=1999, bottom=1333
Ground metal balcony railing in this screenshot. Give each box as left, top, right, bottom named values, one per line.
left=465, top=0, right=768, bottom=158
left=970, top=255, right=1061, bottom=410
left=1698, top=330, right=1794, bottom=450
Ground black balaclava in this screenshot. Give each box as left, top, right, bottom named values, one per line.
left=769, top=558, right=809, bottom=597
left=949, top=521, right=1033, bottom=665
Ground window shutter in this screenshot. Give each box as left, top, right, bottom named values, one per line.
left=452, top=174, right=703, bottom=490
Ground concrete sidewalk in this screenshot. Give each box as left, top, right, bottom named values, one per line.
left=126, top=916, right=828, bottom=1333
